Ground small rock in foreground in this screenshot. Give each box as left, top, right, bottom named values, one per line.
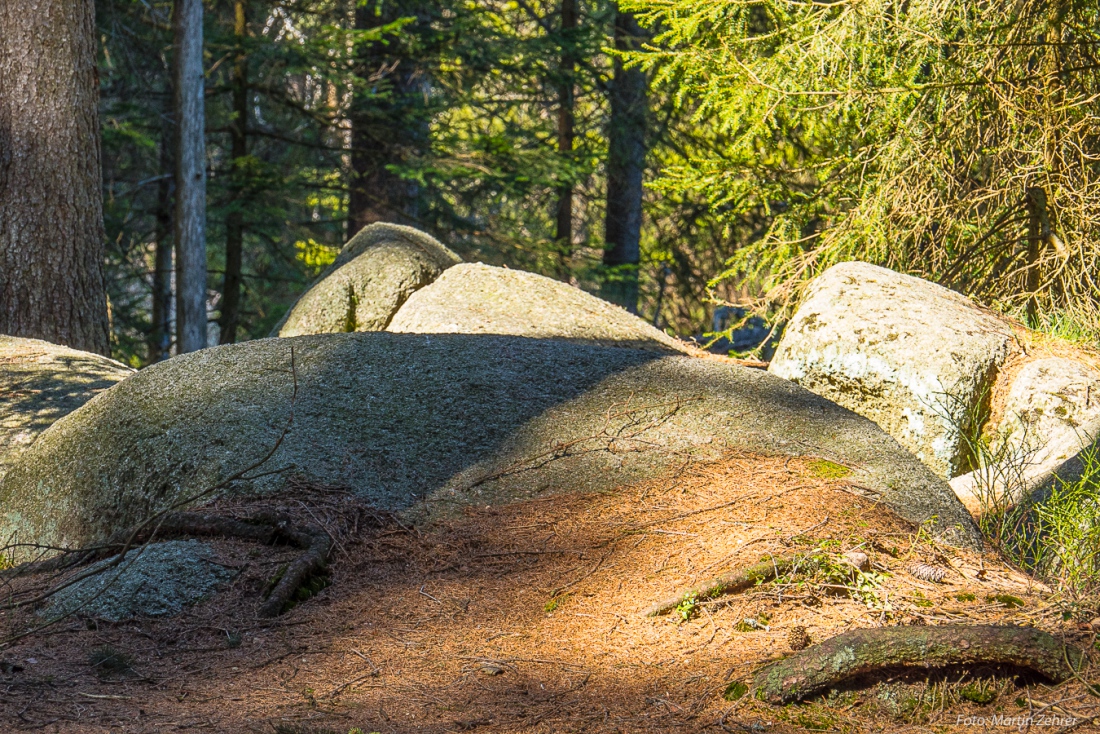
left=43, top=540, right=236, bottom=622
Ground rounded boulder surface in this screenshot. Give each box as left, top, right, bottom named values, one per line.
left=387, top=263, right=688, bottom=353
left=951, top=356, right=1100, bottom=513
left=0, top=333, right=981, bottom=554
left=275, top=222, right=461, bottom=337
left=770, top=261, right=1014, bottom=479
left=42, top=540, right=236, bottom=622
left=0, top=335, right=132, bottom=480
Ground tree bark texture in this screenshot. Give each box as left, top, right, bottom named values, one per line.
left=601, top=7, right=648, bottom=313
left=1024, top=186, right=1048, bottom=327
left=553, top=0, right=578, bottom=279
left=0, top=0, right=111, bottom=355
left=349, top=1, right=427, bottom=234
left=172, top=0, right=208, bottom=353
left=150, top=123, right=174, bottom=362
left=754, top=625, right=1086, bottom=704
left=219, top=0, right=248, bottom=345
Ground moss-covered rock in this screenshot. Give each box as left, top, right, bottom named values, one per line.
left=0, top=336, right=131, bottom=480
left=275, top=223, right=461, bottom=337
left=387, top=263, right=687, bottom=353
left=0, top=333, right=980, bottom=554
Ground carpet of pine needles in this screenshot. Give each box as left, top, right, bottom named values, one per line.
left=0, top=454, right=1098, bottom=733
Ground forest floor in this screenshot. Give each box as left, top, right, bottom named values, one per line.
left=0, top=454, right=1098, bottom=734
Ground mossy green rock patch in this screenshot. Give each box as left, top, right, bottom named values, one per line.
left=0, top=336, right=132, bottom=480
left=0, top=333, right=980, bottom=554
left=275, top=223, right=461, bottom=337
left=388, top=263, right=687, bottom=353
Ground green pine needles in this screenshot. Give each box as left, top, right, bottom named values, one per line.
left=625, top=0, right=1100, bottom=331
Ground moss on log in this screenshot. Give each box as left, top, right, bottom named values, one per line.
left=753, top=625, right=1086, bottom=704
left=642, top=556, right=796, bottom=617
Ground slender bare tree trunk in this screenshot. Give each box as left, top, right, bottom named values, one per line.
left=601, top=7, right=648, bottom=313
left=0, top=0, right=110, bottom=355
left=219, top=0, right=248, bottom=345
left=554, top=0, right=578, bottom=279
left=172, top=0, right=208, bottom=353
left=150, top=120, right=174, bottom=361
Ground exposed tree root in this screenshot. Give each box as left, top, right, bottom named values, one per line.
left=130, top=510, right=334, bottom=618
left=753, top=625, right=1088, bottom=704
left=4, top=510, right=334, bottom=619
left=642, top=556, right=796, bottom=617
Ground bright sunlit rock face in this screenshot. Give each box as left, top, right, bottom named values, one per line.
left=770, top=261, right=1014, bottom=479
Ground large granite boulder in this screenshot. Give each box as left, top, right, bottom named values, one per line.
left=388, top=263, right=687, bottom=353
left=0, top=336, right=132, bottom=480
left=951, top=357, right=1100, bottom=513
left=0, top=333, right=980, bottom=553
left=275, top=223, right=461, bottom=337
left=769, top=262, right=1014, bottom=479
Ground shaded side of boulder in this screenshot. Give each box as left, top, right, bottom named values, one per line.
left=769, top=261, right=1014, bottom=479
left=42, top=540, right=235, bottom=622
left=0, top=336, right=132, bottom=480
left=275, top=223, right=461, bottom=337
left=950, top=357, right=1100, bottom=513
left=387, top=263, right=688, bottom=353
left=0, top=333, right=981, bottom=554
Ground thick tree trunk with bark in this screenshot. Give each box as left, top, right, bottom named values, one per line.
left=172, top=0, right=208, bottom=353
left=601, top=7, right=648, bottom=313
left=0, top=0, right=110, bottom=355
left=219, top=0, right=248, bottom=345
left=348, top=2, right=426, bottom=234
left=553, top=0, right=578, bottom=279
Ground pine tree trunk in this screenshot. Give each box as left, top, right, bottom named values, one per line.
left=150, top=119, right=174, bottom=362
left=601, top=7, right=648, bottom=313
left=349, top=1, right=425, bottom=234
left=219, top=0, right=248, bottom=345
left=0, top=0, right=110, bottom=355
left=172, top=0, right=208, bottom=353
left=554, top=0, right=578, bottom=279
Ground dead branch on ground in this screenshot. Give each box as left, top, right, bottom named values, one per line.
left=753, top=625, right=1088, bottom=704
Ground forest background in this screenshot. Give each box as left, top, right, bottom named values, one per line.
left=95, top=0, right=1100, bottom=366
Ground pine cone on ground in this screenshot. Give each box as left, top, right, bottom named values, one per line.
left=788, top=625, right=811, bottom=651
left=908, top=563, right=946, bottom=583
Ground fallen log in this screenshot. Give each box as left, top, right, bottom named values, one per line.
left=753, top=625, right=1087, bottom=704
left=642, top=556, right=797, bottom=617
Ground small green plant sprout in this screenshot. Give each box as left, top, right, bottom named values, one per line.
left=815, top=549, right=888, bottom=608
left=987, top=593, right=1024, bottom=608
left=958, top=680, right=997, bottom=705
left=674, top=593, right=699, bottom=623
left=723, top=680, right=749, bottom=701
left=808, top=459, right=852, bottom=479
left=911, top=591, right=934, bottom=608
left=735, top=611, right=771, bottom=632
left=955, top=592, right=976, bottom=602
left=544, top=593, right=569, bottom=613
